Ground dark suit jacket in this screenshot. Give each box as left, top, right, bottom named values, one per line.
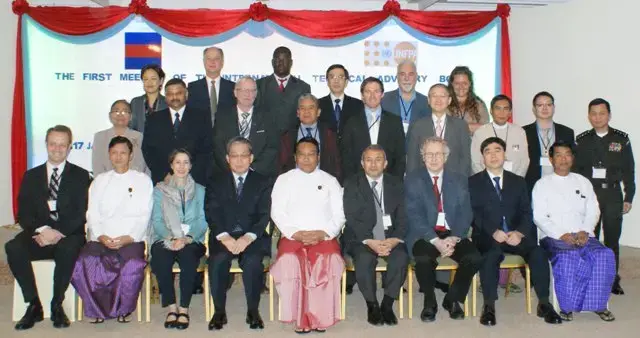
left=340, top=109, right=406, bottom=180
left=406, top=115, right=471, bottom=176
left=17, top=162, right=91, bottom=237
left=129, top=94, right=168, bottom=134
left=256, top=75, right=311, bottom=133
left=142, top=106, right=213, bottom=185
left=468, top=170, right=535, bottom=251
left=343, top=173, right=406, bottom=251
left=404, top=168, right=471, bottom=256
left=523, top=122, right=575, bottom=194
left=205, top=170, right=272, bottom=253
left=381, top=89, right=432, bottom=123
left=187, top=77, right=236, bottom=113
left=212, top=106, right=279, bottom=178
left=317, top=94, right=364, bottom=136
left=278, top=122, right=342, bottom=183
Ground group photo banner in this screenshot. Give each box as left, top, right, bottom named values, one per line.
left=10, top=0, right=512, bottom=219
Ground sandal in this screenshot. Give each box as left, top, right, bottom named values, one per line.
left=314, top=328, right=327, bottom=333
left=596, top=310, right=615, bottom=322
left=90, top=318, right=104, bottom=324
left=116, top=312, right=132, bottom=323
left=294, top=328, right=311, bottom=334
left=164, top=312, right=178, bottom=329
left=175, top=313, right=190, bottom=330
left=559, top=311, right=573, bottom=321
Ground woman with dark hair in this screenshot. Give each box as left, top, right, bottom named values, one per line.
left=71, top=136, right=153, bottom=324
left=92, top=99, right=147, bottom=176
left=447, top=66, right=489, bottom=134
left=130, top=64, right=168, bottom=133
left=150, top=149, right=207, bottom=330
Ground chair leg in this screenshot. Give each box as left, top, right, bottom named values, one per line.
left=472, top=274, right=477, bottom=317
left=505, top=268, right=512, bottom=298
left=137, top=291, right=142, bottom=322
left=77, top=295, right=83, bottom=321
left=408, top=266, right=413, bottom=319
left=269, top=273, right=274, bottom=322
left=464, top=294, right=469, bottom=317
left=341, top=270, right=346, bottom=320
left=204, top=269, right=210, bottom=322
left=145, top=267, right=151, bottom=322
left=278, top=296, right=281, bottom=321
left=525, top=265, right=532, bottom=314
left=449, top=269, right=456, bottom=285
left=398, top=286, right=403, bottom=319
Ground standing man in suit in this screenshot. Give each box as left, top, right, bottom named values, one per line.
left=6, top=125, right=91, bottom=330
left=187, top=47, right=236, bottom=127
left=318, top=64, right=364, bottom=136
left=343, top=145, right=408, bottom=326
left=381, top=60, right=432, bottom=134
left=143, top=78, right=213, bottom=186
left=405, top=137, right=481, bottom=322
left=206, top=137, right=272, bottom=330
left=406, top=84, right=470, bottom=176
left=256, top=46, right=311, bottom=134
left=524, top=91, right=575, bottom=194
left=279, top=93, right=342, bottom=182
left=469, top=137, right=562, bottom=326
left=341, top=77, right=405, bottom=180
left=213, top=76, right=278, bottom=179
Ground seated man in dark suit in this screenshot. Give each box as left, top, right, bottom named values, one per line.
left=405, top=137, right=482, bottom=323
left=343, top=145, right=408, bottom=326
left=318, top=64, right=364, bottom=136
left=206, top=137, right=272, bottom=331
left=213, top=76, right=278, bottom=179
left=143, top=78, right=213, bottom=186
left=279, top=93, right=342, bottom=183
left=187, top=46, right=236, bottom=127
left=6, top=125, right=91, bottom=330
left=469, top=137, right=562, bottom=326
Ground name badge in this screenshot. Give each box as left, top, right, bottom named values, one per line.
left=382, top=214, right=392, bottom=229
left=592, top=167, right=607, bottom=179
left=540, top=157, right=552, bottom=167
left=181, top=223, right=190, bottom=235
left=504, top=161, right=514, bottom=172
left=47, top=200, right=57, bottom=212
left=436, top=212, right=446, bottom=227
left=402, top=122, right=410, bottom=134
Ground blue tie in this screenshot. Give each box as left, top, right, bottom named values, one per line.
left=236, top=176, right=244, bottom=201
left=334, top=99, right=342, bottom=128
left=306, top=127, right=313, bottom=138
left=173, top=112, right=181, bottom=135
left=493, top=176, right=509, bottom=232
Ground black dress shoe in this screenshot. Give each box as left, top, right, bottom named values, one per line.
left=208, top=312, right=227, bottom=330
left=346, top=285, right=354, bottom=295
left=537, top=303, right=562, bottom=324
left=193, top=285, right=204, bottom=295
left=366, top=302, right=383, bottom=326
left=381, top=306, right=398, bottom=326
left=246, top=310, right=265, bottom=329
left=480, top=305, right=496, bottom=326
left=15, top=302, right=43, bottom=330
left=442, top=299, right=465, bottom=320
left=611, top=279, right=625, bottom=295
left=51, top=304, right=70, bottom=328
left=435, top=281, right=450, bottom=293
left=420, top=306, right=437, bottom=322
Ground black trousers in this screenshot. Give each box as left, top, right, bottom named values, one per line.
left=413, top=238, right=482, bottom=307
left=150, top=241, right=205, bottom=308
left=594, top=186, right=623, bottom=278
left=208, top=240, right=265, bottom=313
left=348, top=243, right=408, bottom=303
left=5, top=231, right=85, bottom=306
left=479, top=239, right=549, bottom=304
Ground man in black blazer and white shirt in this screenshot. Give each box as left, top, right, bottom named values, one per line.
left=6, top=125, right=91, bottom=330
left=187, top=47, right=236, bottom=127
left=317, top=64, right=364, bottom=137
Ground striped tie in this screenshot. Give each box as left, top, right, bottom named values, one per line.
left=239, top=112, right=250, bottom=138
left=49, top=168, right=59, bottom=221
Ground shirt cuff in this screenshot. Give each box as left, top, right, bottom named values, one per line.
left=429, top=237, right=438, bottom=244
left=245, top=232, right=257, bottom=241
left=35, top=226, right=50, bottom=234
left=216, top=232, right=230, bottom=240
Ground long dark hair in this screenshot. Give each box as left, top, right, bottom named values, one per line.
left=447, top=66, right=481, bottom=122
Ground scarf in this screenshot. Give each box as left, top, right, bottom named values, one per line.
left=155, top=175, right=196, bottom=247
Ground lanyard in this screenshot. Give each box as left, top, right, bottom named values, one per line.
left=372, top=184, right=384, bottom=211
left=492, top=124, right=510, bottom=143
left=368, top=113, right=381, bottom=130
left=536, top=124, right=554, bottom=155
left=400, top=98, right=414, bottom=122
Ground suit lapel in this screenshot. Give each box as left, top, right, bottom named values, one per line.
left=529, top=124, right=542, bottom=158
left=377, top=112, right=389, bottom=148
left=358, top=174, right=376, bottom=215
left=382, top=174, right=394, bottom=215
left=441, top=171, right=454, bottom=214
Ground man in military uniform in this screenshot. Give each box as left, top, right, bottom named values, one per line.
left=574, top=98, right=635, bottom=295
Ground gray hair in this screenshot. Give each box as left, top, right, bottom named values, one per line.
left=361, top=144, right=387, bottom=161
left=226, top=136, right=253, bottom=155
left=297, top=93, right=319, bottom=108
left=397, top=59, right=417, bottom=74
left=234, top=76, right=257, bottom=89
left=203, top=46, right=224, bottom=59
left=420, top=136, right=450, bottom=161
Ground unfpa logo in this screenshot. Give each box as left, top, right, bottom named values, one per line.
left=364, top=40, right=418, bottom=67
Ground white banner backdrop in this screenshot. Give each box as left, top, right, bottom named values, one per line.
left=23, top=16, right=499, bottom=172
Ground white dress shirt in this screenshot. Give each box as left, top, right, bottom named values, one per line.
left=330, top=93, right=345, bottom=110
left=428, top=170, right=449, bottom=233
left=216, top=171, right=257, bottom=241
left=274, top=74, right=291, bottom=88
left=471, top=122, right=530, bottom=177
left=533, top=172, right=600, bottom=240
left=206, top=76, right=221, bottom=102
left=46, top=160, right=66, bottom=184
left=486, top=169, right=504, bottom=189
left=432, top=113, right=447, bottom=138
left=365, top=106, right=382, bottom=144
left=271, top=168, right=345, bottom=240
left=366, top=174, right=384, bottom=214
left=170, top=105, right=186, bottom=122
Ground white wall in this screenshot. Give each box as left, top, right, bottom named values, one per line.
left=510, top=0, right=640, bottom=247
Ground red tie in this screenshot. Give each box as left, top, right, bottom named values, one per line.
left=278, top=78, right=286, bottom=92
left=433, top=176, right=446, bottom=232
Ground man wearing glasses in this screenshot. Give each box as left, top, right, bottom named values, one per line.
left=318, top=64, right=364, bottom=138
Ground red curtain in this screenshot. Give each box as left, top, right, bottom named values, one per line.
left=10, top=0, right=511, bottom=220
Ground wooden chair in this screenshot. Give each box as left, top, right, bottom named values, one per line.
left=407, top=257, right=475, bottom=318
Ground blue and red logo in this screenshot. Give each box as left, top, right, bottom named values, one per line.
left=124, top=32, right=162, bottom=70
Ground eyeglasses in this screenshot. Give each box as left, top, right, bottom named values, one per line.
left=235, top=88, right=257, bottom=94
left=228, top=153, right=251, bottom=159
left=110, top=110, right=131, bottom=116
left=424, top=152, right=445, bottom=159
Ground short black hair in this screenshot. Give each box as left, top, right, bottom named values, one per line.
left=165, top=78, right=186, bottom=90
left=480, top=136, right=506, bottom=154
left=360, top=76, right=384, bottom=94
left=140, top=64, right=165, bottom=81
left=589, top=98, right=611, bottom=112
left=326, top=64, right=350, bottom=80
left=549, top=140, right=574, bottom=157
left=532, top=91, right=554, bottom=106
left=295, top=137, right=320, bottom=154
left=273, top=46, right=292, bottom=58
left=108, top=136, right=133, bottom=153
left=490, top=94, right=512, bottom=110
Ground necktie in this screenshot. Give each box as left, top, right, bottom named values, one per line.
left=305, top=127, right=313, bottom=138
left=278, top=78, right=286, bottom=92
left=49, top=168, right=59, bottom=221
left=493, top=176, right=509, bottom=232
left=435, top=118, right=443, bottom=136
left=371, top=181, right=386, bottom=241
left=173, top=112, right=181, bottom=135
left=239, top=112, right=251, bottom=138
left=210, top=80, right=218, bottom=127
left=236, top=176, right=244, bottom=201
left=433, top=176, right=446, bottom=232
left=334, top=99, right=342, bottom=128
